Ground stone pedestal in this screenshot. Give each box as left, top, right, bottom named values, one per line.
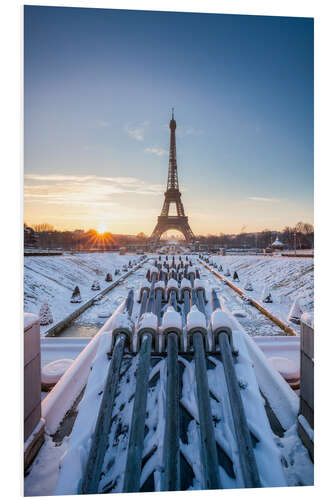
left=24, top=313, right=45, bottom=470
left=298, top=314, right=314, bottom=461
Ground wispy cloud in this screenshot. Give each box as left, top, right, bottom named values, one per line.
left=124, top=121, right=149, bottom=141
left=248, top=197, right=280, bottom=202
left=24, top=174, right=163, bottom=208
left=145, top=147, right=168, bottom=157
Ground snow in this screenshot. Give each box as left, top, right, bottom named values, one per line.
left=210, top=308, right=233, bottom=333
left=186, top=305, right=206, bottom=331
left=180, top=277, right=191, bottom=290
left=41, top=359, right=74, bottom=385
left=301, top=311, right=314, bottom=329
left=273, top=424, right=313, bottom=486
left=24, top=433, right=68, bottom=496
left=24, top=312, right=39, bottom=330
left=154, top=280, right=165, bottom=290
left=137, top=312, right=158, bottom=332
left=26, top=254, right=313, bottom=493
left=207, top=255, right=313, bottom=333
left=161, top=306, right=182, bottom=331
left=287, top=297, right=303, bottom=324
left=260, top=286, right=273, bottom=303
left=24, top=252, right=138, bottom=335
left=193, top=278, right=205, bottom=290
left=187, top=266, right=196, bottom=276
left=166, top=278, right=179, bottom=290
left=39, top=300, right=53, bottom=325
left=54, top=303, right=129, bottom=495
left=268, top=356, right=300, bottom=381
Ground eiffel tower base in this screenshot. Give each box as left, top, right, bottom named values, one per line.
left=151, top=216, right=195, bottom=243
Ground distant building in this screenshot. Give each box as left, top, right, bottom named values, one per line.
left=272, top=237, right=284, bottom=250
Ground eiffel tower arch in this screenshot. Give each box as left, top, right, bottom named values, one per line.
left=151, top=110, right=195, bottom=243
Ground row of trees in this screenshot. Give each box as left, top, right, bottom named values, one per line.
left=24, top=223, right=150, bottom=250
left=195, top=222, right=314, bottom=249
left=24, top=221, right=314, bottom=250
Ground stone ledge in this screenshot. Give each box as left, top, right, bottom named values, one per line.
left=24, top=418, right=45, bottom=472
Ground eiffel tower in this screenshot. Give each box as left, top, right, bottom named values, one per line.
left=151, top=110, right=195, bottom=242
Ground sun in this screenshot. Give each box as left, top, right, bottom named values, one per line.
left=97, top=222, right=108, bottom=234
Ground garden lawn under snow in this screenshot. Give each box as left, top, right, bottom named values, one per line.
left=208, top=255, right=313, bottom=332
left=24, top=252, right=139, bottom=335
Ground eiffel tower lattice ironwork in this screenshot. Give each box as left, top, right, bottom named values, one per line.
left=151, top=110, right=195, bottom=242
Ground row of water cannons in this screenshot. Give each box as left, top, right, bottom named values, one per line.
left=201, top=256, right=303, bottom=325
left=81, top=259, right=263, bottom=493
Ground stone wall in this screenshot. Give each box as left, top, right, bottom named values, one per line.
left=24, top=313, right=44, bottom=469
left=298, top=314, right=314, bottom=460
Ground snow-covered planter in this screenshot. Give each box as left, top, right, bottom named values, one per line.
left=233, top=271, right=240, bottom=282
left=244, top=280, right=253, bottom=291
left=110, top=310, right=134, bottom=351
left=138, top=279, right=150, bottom=303
left=41, top=358, right=74, bottom=391
left=155, top=280, right=166, bottom=301
left=261, top=287, right=273, bottom=303
left=91, top=280, right=100, bottom=291
left=39, top=299, right=53, bottom=325
left=137, top=312, right=159, bottom=351
left=70, top=286, right=82, bottom=303
left=150, top=266, right=159, bottom=280
left=210, top=308, right=233, bottom=349
left=288, top=297, right=303, bottom=325
left=166, top=278, right=179, bottom=300
left=180, top=277, right=192, bottom=299
left=161, top=306, right=183, bottom=351
left=186, top=305, right=207, bottom=349
left=194, top=278, right=207, bottom=302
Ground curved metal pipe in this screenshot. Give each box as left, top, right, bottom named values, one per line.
left=192, top=331, right=221, bottom=490
left=123, top=332, right=153, bottom=493
left=162, top=332, right=180, bottom=491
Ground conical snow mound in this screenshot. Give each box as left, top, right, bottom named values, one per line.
left=288, top=297, right=303, bottom=324
left=225, top=267, right=231, bottom=277
left=71, top=286, right=82, bottom=303
left=39, top=299, right=53, bottom=325
left=91, top=280, right=100, bottom=291
left=244, top=281, right=253, bottom=291
left=261, top=286, right=273, bottom=303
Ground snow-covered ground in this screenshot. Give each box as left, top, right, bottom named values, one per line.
left=206, top=255, right=313, bottom=333
left=24, top=254, right=314, bottom=496
left=24, top=252, right=141, bottom=335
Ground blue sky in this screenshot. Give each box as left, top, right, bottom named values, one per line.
left=24, top=6, right=313, bottom=235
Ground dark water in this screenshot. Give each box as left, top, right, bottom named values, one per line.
left=58, top=323, right=101, bottom=338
